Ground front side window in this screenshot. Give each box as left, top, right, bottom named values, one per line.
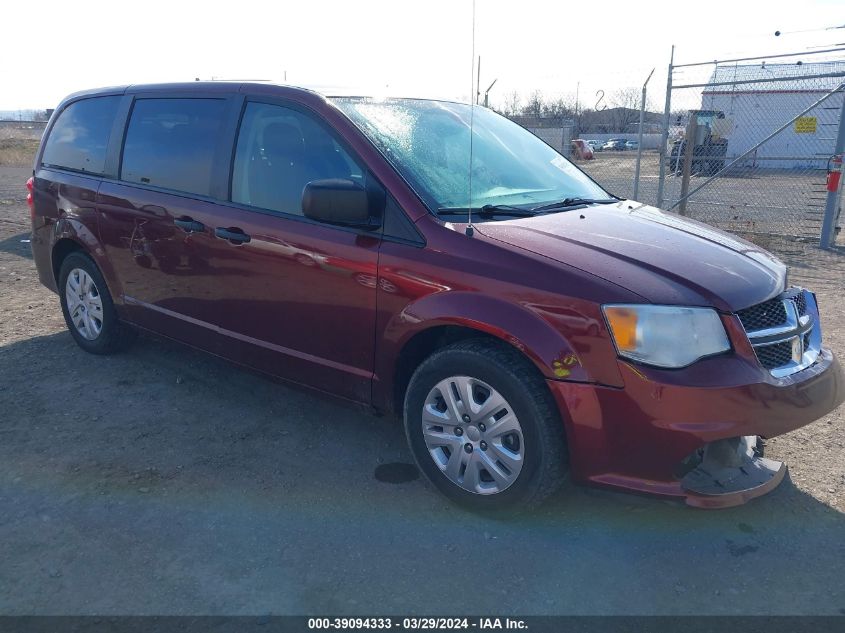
left=232, top=102, right=363, bottom=216
left=121, top=98, right=227, bottom=196
left=41, top=96, right=120, bottom=174
left=331, top=98, right=608, bottom=212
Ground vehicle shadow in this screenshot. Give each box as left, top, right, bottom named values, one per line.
left=0, top=231, right=32, bottom=259
left=1, top=330, right=843, bottom=615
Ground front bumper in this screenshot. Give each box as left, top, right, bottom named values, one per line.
left=548, top=348, right=844, bottom=508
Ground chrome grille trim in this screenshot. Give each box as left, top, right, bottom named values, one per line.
left=737, top=288, right=821, bottom=378
left=736, top=298, right=788, bottom=332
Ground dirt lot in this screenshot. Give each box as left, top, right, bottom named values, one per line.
left=0, top=123, right=43, bottom=168
left=1, top=150, right=845, bottom=614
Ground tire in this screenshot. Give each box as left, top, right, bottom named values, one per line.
left=403, top=339, right=569, bottom=512
left=58, top=251, right=136, bottom=354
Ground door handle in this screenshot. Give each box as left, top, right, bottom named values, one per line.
left=215, top=226, right=251, bottom=244
left=174, top=217, right=205, bottom=233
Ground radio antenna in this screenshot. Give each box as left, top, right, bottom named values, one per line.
left=466, top=0, right=476, bottom=237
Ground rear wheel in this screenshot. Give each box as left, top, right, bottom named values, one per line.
left=404, top=339, right=568, bottom=511
left=58, top=252, right=135, bottom=354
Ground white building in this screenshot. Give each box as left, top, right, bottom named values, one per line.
left=700, top=61, right=844, bottom=169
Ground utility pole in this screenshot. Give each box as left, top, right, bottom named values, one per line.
left=575, top=81, right=580, bottom=116
left=575, top=81, right=581, bottom=136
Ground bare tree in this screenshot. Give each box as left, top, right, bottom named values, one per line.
left=608, top=87, right=643, bottom=132
left=542, top=96, right=575, bottom=119
left=523, top=90, right=544, bottom=117
left=611, top=87, right=641, bottom=108
left=494, top=90, right=575, bottom=121
left=497, top=91, right=522, bottom=117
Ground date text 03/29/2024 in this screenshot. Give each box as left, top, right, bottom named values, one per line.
left=307, top=617, right=528, bottom=630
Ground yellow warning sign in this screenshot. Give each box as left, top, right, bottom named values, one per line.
left=795, top=117, right=817, bottom=133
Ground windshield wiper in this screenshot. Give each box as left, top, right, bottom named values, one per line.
left=436, top=204, right=536, bottom=218
left=531, top=197, right=618, bottom=213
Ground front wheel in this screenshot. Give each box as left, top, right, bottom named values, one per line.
left=404, top=339, right=569, bottom=511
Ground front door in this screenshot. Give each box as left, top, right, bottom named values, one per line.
left=202, top=101, right=383, bottom=402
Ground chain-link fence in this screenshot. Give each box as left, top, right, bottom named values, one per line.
left=512, top=48, right=845, bottom=253
left=657, top=50, right=845, bottom=249
left=570, top=78, right=664, bottom=208
left=578, top=141, right=662, bottom=206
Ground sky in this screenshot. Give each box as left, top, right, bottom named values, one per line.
left=0, top=0, right=843, bottom=111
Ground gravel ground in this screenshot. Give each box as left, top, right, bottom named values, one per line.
left=1, top=164, right=844, bottom=615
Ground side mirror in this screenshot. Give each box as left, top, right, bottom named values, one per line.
left=302, top=179, right=374, bottom=227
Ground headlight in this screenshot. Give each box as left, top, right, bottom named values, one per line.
left=602, top=304, right=730, bottom=368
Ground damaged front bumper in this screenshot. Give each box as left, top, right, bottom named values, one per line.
left=547, top=348, right=844, bottom=508
left=680, top=436, right=785, bottom=509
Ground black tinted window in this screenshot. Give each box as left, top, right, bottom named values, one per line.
left=121, top=98, right=226, bottom=196
left=232, top=102, right=362, bottom=215
left=41, top=96, right=120, bottom=174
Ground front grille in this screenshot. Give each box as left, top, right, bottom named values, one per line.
left=736, top=298, right=787, bottom=332
left=755, top=340, right=793, bottom=370
left=736, top=288, right=820, bottom=378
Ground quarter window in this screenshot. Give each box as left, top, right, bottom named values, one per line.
left=41, top=96, right=120, bottom=175
left=121, top=98, right=227, bottom=197
left=232, top=102, right=363, bottom=215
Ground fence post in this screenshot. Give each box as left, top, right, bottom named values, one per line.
left=656, top=45, right=674, bottom=209
left=678, top=115, right=698, bottom=216
left=820, top=91, right=845, bottom=249
left=633, top=68, right=655, bottom=201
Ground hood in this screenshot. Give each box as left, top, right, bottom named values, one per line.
left=475, top=202, right=787, bottom=312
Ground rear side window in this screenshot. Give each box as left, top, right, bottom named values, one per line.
left=121, top=98, right=227, bottom=197
left=41, top=96, right=120, bottom=174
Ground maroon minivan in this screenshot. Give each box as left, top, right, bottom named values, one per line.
left=29, top=82, right=844, bottom=510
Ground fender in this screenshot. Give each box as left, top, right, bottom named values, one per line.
left=373, top=291, right=623, bottom=413
left=395, top=291, right=589, bottom=379
left=52, top=215, right=125, bottom=307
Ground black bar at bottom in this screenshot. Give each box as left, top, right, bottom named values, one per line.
left=0, top=616, right=844, bottom=633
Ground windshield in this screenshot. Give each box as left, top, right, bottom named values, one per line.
left=330, top=97, right=609, bottom=212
